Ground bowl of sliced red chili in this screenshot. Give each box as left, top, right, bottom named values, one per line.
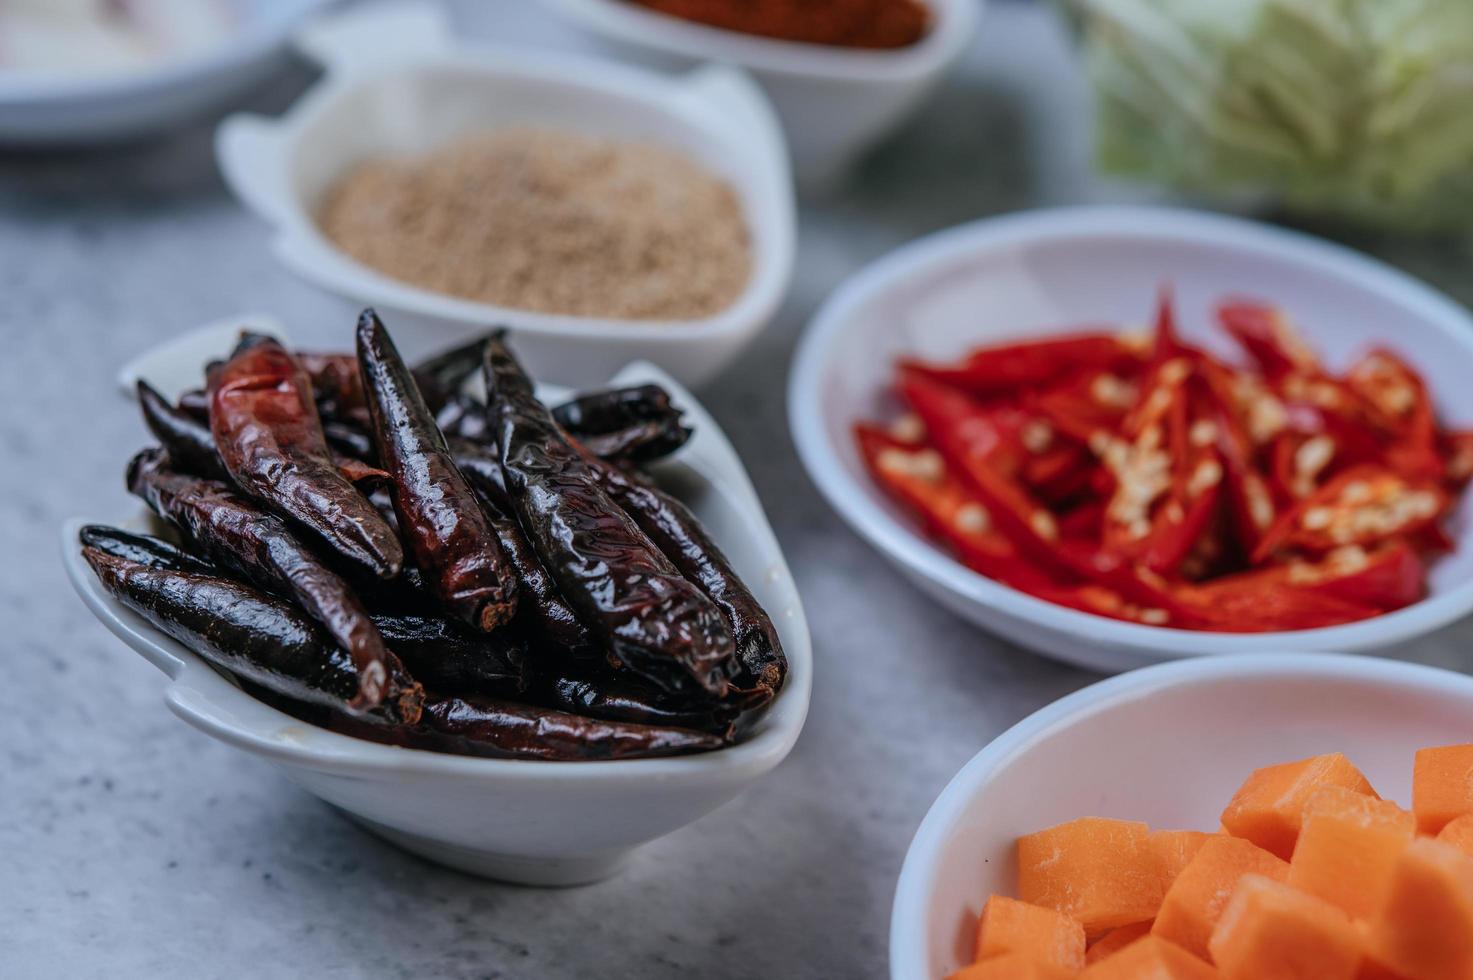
left=790, top=206, right=1473, bottom=671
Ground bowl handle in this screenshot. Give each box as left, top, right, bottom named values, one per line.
left=215, top=114, right=296, bottom=228
left=294, top=0, right=451, bottom=77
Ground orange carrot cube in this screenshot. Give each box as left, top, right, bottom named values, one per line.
left=1086, top=922, right=1152, bottom=965
left=1220, top=753, right=1378, bottom=859
left=1287, top=785, right=1415, bottom=920
left=1153, top=835, right=1289, bottom=959
left=1151, top=830, right=1214, bottom=889
left=1018, top=818, right=1164, bottom=934
left=1079, top=935, right=1218, bottom=978
left=1369, top=837, right=1473, bottom=980
left=1207, top=874, right=1362, bottom=980
left=972, top=895, right=1085, bottom=970
left=947, top=951, right=1076, bottom=980
left=1414, top=744, right=1473, bottom=836
left=1439, top=814, right=1473, bottom=859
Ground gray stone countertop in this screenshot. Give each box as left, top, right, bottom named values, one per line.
left=5, top=3, right=1473, bottom=978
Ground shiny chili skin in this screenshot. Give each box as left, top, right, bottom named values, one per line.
left=585, top=452, right=786, bottom=700
left=411, top=335, right=490, bottom=415
left=551, top=384, right=679, bottom=434
left=442, top=388, right=691, bottom=466
left=79, top=523, right=216, bottom=576
left=453, top=443, right=598, bottom=657
left=373, top=614, right=530, bottom=696
left=137, top=380, right=230, bottom=480
left=128, top=448, right=422, bottom=720
left=547, top=675, right=750, bottom=736
left=356, top=310, right=518, bottom=632
left=483, top=332, right=734, bottom=696
left=411, top=695, right=725, bottom=760
left=82, top=548, right=417, bottom=722
left=577, top=418, right=693, bottom=466
left=210, top=334, right=403, bottom=581
left=297, top=351, right=371, bottom=429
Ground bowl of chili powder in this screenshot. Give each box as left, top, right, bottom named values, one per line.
left=540, top=0, right=980, bottom=186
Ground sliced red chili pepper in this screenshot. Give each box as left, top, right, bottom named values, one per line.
left=1285, top=542, right=1425, bottom=611
left=853, top=424, right=1055, bottom=591
left=1175, top=577, right=1382, bottom=632
left=1442, top=431, right=1473, bottom=487
left=1252, top=465, right=1447, bottom=562
left=897, top=370, right=1078, bottom=580
left=899, top=332, right=1142, bottom=397
left=1345, top=349, right=1443, bottom=482
left=1218, top=300, right=1322, bottom=379
left=1029, top=369, right=1137, bottom=445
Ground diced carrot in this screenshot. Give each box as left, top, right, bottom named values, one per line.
left=1287, top=786, right=1415, bottom=920
left=1079, top=935, right=1218, bottom=978
left=947, top=951, right=1076, bottom=980
left=1414, top=744, right=1473, bottom=835
left=1086, top=922, right=1152, bottom=965
left=1368, top=838, right=1473, bottom=980
left=1018, top=818, right=1164, bottom=934
left=1438, top=814, right=1473, bottom=858
left=972, top=895, right=1085, bottom=970
left=1220, top=753, right=1378, bottom=859
left=1153, top=835, right=1290, bottom=959
left=1151, top=830, right=1214, bottom=890
left=1207, top=874, right=1362, bottom=980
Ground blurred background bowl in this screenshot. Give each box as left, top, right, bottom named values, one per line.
left=538, top=0, right=980, bottom=188
left=0, top=0, right=332, bottom=144
left=889, top=652, right=1473, bottom=979
left=789, top=205, right=1473, bottom=671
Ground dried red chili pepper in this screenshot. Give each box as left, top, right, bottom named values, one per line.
left=357, top=311, right=519, bottom=632
left=83, top=545, right=420, bottom=723
left=483, top=332, right=734, bottom=697
left=210, top=334, right=404, bottom=581
left=127, top=449, right=423, bottom=719
left=585, top=451, right=788, bottom=703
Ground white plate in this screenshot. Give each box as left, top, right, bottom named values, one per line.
left=538, top=0, right=979, bottom=187
left=65, top=318, right=812, bottom=886
left=890, top=652, right=1473, bottom=979
left=789, top=205, right=1473, bottom=671
left=214, top=1, right=795, bottom=387
left=0, top=0, right=330, bottom=143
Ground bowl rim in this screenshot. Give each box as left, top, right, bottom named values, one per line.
left=788, top=204, right=1473, bottom=659
left=539, top=0, right=981, bottom=83
left=888, top=650, right=1473, bottom=979
left=214, top=5, right=796, bottom=344
left=0, top=0, right=331, bottom=105
left=65, top=322, right=812, bottom=786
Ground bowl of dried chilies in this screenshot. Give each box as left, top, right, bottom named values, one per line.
left=790, top=206, right=1473, bottom=672
left=65, top=310, right=810, bottom=885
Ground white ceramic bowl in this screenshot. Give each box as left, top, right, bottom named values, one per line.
left=64, top=317, right=812, bottom=886
left=539, top=0, right=980, bottom=187
left=0, top=0, right=331, bottom=144
left=890, top=652, right=1473, bottom=979
left=789, top=206, right=1473, bottom=672
left=215, top=1, right=795, bottom=388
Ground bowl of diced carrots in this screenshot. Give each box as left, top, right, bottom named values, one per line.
left=789, top=206, right=1473, bottom=670
left=890, top=652, right=1473, bottom=979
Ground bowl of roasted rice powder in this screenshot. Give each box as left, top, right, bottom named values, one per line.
left=216, top=2, right=794, bottom=386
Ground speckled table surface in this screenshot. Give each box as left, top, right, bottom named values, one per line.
left=6, top=3, right=1473, bottom=978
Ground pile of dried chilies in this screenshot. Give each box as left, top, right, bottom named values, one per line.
left=856, top=294, right=1473, bottom=632
left=82, top=311, right=785, bottom=760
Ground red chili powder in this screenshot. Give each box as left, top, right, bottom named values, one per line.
left=626, top=0, right=931, bottom=50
